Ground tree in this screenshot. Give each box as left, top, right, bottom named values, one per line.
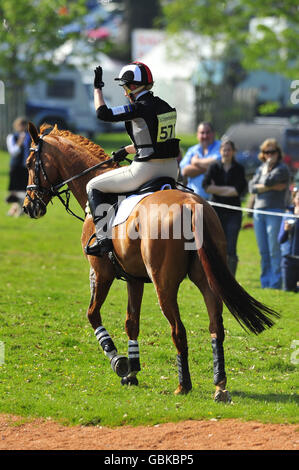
left=161, top=0, right=299, bottom=80
left=121, top=0, right=161, bottom=60
left=0, top=0, right=90, bottom=88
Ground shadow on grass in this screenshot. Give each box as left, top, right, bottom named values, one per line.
left=233, top=390, right=298, bottom=404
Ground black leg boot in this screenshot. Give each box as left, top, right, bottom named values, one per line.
left=85, top=189, right=113, bottom=257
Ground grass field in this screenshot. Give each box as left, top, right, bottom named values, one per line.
left=0, top=133, right=298, bottom=428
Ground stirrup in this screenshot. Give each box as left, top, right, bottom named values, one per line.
left=85, top=235, right=113, bottom=257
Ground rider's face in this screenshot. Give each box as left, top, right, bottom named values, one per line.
left=123, top=84, right=138, bottom=103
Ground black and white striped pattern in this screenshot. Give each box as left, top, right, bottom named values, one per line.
left=95, top=326, right=117, bottom=359
left=128, top=340, right=139, bottom=359
left=128, top=339, right=140, bottom=374
left=95, top=326, right=110, bottom=346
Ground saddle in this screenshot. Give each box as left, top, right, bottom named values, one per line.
left=125, top=176, right=177, bottom=196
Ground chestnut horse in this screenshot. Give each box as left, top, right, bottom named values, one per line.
left=24, top=123, right=279, bottom=402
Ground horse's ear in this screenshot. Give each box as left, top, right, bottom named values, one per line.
left=28, top=121, right=39, bottom=144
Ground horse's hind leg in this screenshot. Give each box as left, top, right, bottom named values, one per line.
left=121, top=279, right=144, bottom=386
left=151, top=275, right=192, bottom=395
left=189, top=260, right=231, bottom=402
left=87, top=264, right=128, bottom=378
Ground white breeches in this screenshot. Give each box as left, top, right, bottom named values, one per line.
left=86, top=158, right=178, bottom=194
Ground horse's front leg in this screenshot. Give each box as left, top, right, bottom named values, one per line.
left=121, top=279, right=144, bottom=386
left=88, top=264, right=129, bottom=378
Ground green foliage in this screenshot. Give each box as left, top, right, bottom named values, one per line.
left=258, top=101, right=280, bottom=115
left=0, top=0, right=88, bottom=86
left=0, top=137, right=298, bottom=427
left=161, top=0, right=299, bottom=79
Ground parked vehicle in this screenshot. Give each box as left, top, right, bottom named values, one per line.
left=222, top=117, right=299, bottom=177
left=25, top=63, right=126, bottom=138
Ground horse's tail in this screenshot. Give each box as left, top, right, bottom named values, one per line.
left=191, top=204, right=280, bottom=335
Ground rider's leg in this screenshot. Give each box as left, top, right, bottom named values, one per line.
left=85, top=188, right=113, bottom=256
left=85, top=158, right=178, bottom=256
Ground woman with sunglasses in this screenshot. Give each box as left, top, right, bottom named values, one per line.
left=248, top=138, right=291, bottom=289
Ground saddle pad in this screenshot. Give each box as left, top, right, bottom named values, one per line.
left=112, top=193, right=152, bottom=227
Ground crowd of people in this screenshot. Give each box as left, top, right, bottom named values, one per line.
left=180, top=122, right=298, bottom=292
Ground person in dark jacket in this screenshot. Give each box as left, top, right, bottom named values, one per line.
left=85, top=61, right=180, bottom=256
left=6, top=116, right=30, bottom=216
left=278, top=187, right=299, bottom=292
left=202, top=139, right=247, bottom=276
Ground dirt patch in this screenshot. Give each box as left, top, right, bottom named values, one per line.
left=0, top=414, right=298, bottom=450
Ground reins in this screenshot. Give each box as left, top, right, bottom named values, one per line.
left=26, top=129, right=115, bottom=222
left=52, top=158, right=115, bottom=222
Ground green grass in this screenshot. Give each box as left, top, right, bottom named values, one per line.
left=0, top=135, right=298, bottom=428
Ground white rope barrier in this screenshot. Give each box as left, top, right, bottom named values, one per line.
left=208, top=201, right=299, bottom=218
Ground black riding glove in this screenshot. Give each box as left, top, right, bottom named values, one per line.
left=94, top=66, right=104, bottom=89
left=112, top=147, right=129, bottom=162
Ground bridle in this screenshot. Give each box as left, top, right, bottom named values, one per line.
left=25, top=127, right=114, bottom=222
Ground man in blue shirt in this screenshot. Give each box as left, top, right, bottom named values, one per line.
left=180, top=122, right=221, bottom=199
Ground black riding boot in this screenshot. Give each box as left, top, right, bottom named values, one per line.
left=85, top=189, right=113, bottom=257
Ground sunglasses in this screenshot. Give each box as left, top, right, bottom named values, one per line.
left=262, top=149, right=277, bottom=155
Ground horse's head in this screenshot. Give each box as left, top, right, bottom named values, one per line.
left=23, top=122, right=60, bottom=219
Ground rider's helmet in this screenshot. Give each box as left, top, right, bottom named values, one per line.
left=115, top=61, right=153, bottom=89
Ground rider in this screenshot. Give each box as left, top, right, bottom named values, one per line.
left=85, top=61, right=180, bottom=256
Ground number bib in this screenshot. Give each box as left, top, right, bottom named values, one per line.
left=157, top=111, right=177, bottom=142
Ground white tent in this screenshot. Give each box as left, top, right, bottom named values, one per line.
left=141, top=34, right=224, bottom=133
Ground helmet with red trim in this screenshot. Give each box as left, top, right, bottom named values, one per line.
left=115, top=61, right=153, bottom=87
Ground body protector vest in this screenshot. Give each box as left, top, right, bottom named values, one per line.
left=96, top=92, right=180, bottom=161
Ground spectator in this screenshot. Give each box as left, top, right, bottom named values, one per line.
left=6, top=116, right=30, bottom=216
left=248, top=138, right=290, bottom=289
left=278, top=187, right=299, bottom=292
left=202, top=139, right=247, bottom=276
left=179, top=122, right=221, bottom=199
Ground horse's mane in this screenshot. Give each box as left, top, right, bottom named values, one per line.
left=40, top=123, right=111, bottom=163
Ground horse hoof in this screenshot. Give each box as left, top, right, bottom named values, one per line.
left=214, top=389, right=231, bottom=403
left=121, top=376, right=139, bottom=386
left=174, top=384, right=191, bottom=395
left=110, top=355, right=129, bottom=377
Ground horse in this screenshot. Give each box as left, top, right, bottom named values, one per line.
left=23, top=122, right=279, bottom=402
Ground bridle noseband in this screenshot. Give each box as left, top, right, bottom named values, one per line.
left=25, top=128, right=115, bottom=222
left=26, top=127, right=56, bottom=204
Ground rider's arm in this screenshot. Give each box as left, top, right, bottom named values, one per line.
left=93, top=66, right=138, bottom=122
left=205, top=184, right=238, bottom=196
left=94, top=88, right=105, bottom=110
